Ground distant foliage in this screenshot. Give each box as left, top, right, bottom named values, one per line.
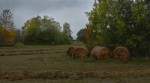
left=22, top=16, right=72, bottom=45
left=0, top=25, right=4, bottom=45
left=63, top=22, right=73, bottom=40
left=77, top=28, right=86, bottom=42
left=77, top=25, right=94, bottom=50
left=77, top=25, right=92, bottom=42
left=0, top=28, right=16, bottom=46
left=2, top=28, right=16, bottom=46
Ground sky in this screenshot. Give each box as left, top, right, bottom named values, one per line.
left=0, top=0, right=94, bottom=38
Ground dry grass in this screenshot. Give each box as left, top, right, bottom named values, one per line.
left=0, top=45, right=150, bottom=83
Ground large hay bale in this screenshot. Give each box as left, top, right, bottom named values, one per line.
left=74, top=47, right=88, bottom=61
left=91, top=46, right=110, bottom=60
left=67, top=46, right=88, bottom=61
left=67, top=46, right=76, bottom=58
left=113, top=46, right=130, bottom=62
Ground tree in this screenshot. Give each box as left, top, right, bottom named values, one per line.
left=0, top=23, right=3, bottom=45
left=63, top=22, right=72, bottom=40
left=23, top=16, right=41, bottom=43
left=2, top=29, right=16, bottom=46
left=77, top=24, right=92, bottom=42
left=88, top=0, right=150, bottom=57
left=129, top=0, right=150, bottom=56
left=0, top=9, right=14, bottom=28
left=23, top=16, right=72, bottom=45
left=77, top=28, right=86, bottom=42
left=0, top=9, right=16, bottom=46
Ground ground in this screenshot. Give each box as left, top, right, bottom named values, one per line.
left=0, top=45, right=150, bottom=83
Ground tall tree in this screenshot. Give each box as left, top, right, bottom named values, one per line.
left=0, top=9, right=16, bottom=46
left=0, top=9, right=14, bottom=28
left=63, top=22, right=72, bottom=40
left=88, top=0, right=150, bottom=56
left=77, top=28, right=86, bottom=42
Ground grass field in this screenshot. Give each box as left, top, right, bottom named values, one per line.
left=0, top=45, right=150, bottom=83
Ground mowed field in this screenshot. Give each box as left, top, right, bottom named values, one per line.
left=0, top=45, right=150, bottom=83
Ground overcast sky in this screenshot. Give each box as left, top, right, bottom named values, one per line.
left=0, top=0, right=94, bottom=38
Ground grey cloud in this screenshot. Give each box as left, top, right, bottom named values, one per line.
left=0, top=0, right=94, bottom=38
left=0, top=0, right=86, bottom=11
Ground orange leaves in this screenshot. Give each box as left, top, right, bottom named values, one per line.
left=84, top=25, right=92, bottom=43
left=0, top=28, right=16, bottom=46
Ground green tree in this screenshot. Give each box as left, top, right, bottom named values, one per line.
left=63, top=22, right=72, bottom=40
left=88, top=0, right=150, bottom=57
left=23, top=16, right=72, bottom=45
left=77, top=28, right=86, bottom=42
left=129, top=0, right=150, bottom=56
left=23, top=16, right=41, bottom=43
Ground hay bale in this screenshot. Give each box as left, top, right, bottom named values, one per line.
left=74, top=47, right=88, bottom=61
left=113, top=46, right=130, bottom=62
left=91, top=46, right=110, bottom=60
left=67, top=46, right=88, bottom=61
left=67, top=46, right=76, bottom=58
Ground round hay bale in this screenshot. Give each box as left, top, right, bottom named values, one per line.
left=67, top=46, right=76, bottom=58
left=67, top=46, right=88, bottom=61
left=91, top=46, right=110, bottom=60
left=113, top=46, right=130, bottom=62
left=74, top=47, right=88, bottom=61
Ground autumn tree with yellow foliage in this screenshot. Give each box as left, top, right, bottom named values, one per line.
left=0, top=9, right=16, bottom=46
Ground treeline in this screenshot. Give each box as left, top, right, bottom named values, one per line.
left=22, top=16, right=72, bottom=45
left=77, top=0, right=150, bottom=57
left=0, top=9, right=73, bottom=46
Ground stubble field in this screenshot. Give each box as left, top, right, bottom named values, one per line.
left=0, top=45, right=150, bottom=83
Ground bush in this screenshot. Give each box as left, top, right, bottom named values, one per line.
left=14, top=42, right=25, bottom=48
